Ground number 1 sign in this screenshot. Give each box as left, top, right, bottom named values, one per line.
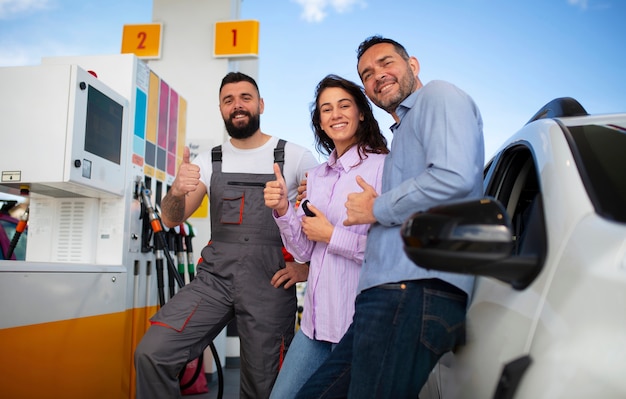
left=214, top=20, right=260, bottom=58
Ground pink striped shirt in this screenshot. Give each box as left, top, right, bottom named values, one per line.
left=274, top=146, right=386, bottom=343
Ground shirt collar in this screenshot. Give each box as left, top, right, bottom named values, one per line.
left=391, top=89, right=420, bottom=130
left=321, top=145, right=363, bottom=175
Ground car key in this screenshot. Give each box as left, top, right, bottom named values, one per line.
left=301, top=200, right=316, bottom=217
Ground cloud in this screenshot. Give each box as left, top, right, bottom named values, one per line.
left=567, top=0, right=588, bottom=9
left=293, top=0, right=366, bottom=23
left=0, top=0, right=52, bottom=19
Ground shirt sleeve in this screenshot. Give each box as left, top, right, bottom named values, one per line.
left=326, top=225, right=368, bottom=264
left=273, top=205, right=315, bottom=262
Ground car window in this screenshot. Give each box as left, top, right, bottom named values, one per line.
left=565, top=124, right=626, bottom=223
left=484, top=145, right=547, bottom=258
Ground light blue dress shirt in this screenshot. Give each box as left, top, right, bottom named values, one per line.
left=357, top=80, right=485, bottom=297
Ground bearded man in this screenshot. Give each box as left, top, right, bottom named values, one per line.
left=135, top=72, right=318, bottom=399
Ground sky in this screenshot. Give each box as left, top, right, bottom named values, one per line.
left=1, top=0, right=625, bottom=160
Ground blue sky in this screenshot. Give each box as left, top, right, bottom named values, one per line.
left=1, top=0, right=624, bottom=159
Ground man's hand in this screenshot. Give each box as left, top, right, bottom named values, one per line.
left=170, top=146, right=201, bottom=197
left=161, top=147, right=201, bottom=227
left=264, top=163, right=290, bottom=216
left=271, top=262, right=309, bottom=289
left=344, top=175, right=378, bottom=226
left=295, top=173, right=308, bottom=204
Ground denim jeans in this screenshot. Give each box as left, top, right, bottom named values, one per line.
left=269, top=329, right=335, bottom=399
left=296, top=279, right=468, bottom=399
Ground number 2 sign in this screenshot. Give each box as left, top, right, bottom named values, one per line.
left=121, top=23, right=163, bottom=59
left=214, top=20, right=260, bottom=58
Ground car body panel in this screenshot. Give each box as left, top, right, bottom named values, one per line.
left=418, top=111, right=626, bottom=398
left=518, top=215, right=626, bottom=397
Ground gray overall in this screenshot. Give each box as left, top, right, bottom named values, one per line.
left=135, top=140, right=296, bottom=399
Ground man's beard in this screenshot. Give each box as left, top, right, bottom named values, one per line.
left=372, top=70, right=416, bottom=114
left=224, top=111, right=260, bottom=139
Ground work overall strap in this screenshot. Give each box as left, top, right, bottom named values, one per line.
left=210, top=139, right=285, bottom=172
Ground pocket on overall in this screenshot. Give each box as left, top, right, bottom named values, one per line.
left=221, top=189, right=244, bottom=224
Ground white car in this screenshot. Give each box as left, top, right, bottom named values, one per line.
left=402, top=98, right=626, bottom=398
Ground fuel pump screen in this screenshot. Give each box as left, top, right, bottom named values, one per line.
left=85, top=85, right=124, bottom=166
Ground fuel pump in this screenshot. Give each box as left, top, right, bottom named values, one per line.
left=167, top=226, right=179, bottom=299
left=174, top=225, right=187, bottom=285
left=183, top=222, right=196, bottom=281
left=137, top=181, right=223, bottom=398
left=138, top=182, right=185, bottom=291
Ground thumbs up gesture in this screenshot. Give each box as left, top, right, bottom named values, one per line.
left=170, top=146, right=201, bottom=198
left=344, top=175, right=378, bottom=226
left=264, top=163, right=289, bottom=216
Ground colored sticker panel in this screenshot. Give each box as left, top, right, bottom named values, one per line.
left=156, top=147, right=166, bottom=172
left=121, top=23, right=162, bottom=59
left=134, top=88, right=147, bottom=140
left=132, top=153, right=144, bottom=167
left=146, top=72, right=160, bottom=144
left=144, top=164, right=155, bottom=177
left=167, top=91, right=178, bottom=178
left=133, top=135, right=144, bottom=160
left=158, top=80, right=169, bottom=149
left=177, top=97, right=188, bottom=161
left=168, top=90, right=178, bottom=154
left=145, top=141, right=156, bottom=167
left=155, top=169, right=166, bottom=182
left=214, top=20, right=260, bottom=58
left=167, top=152, right=176, bottom=177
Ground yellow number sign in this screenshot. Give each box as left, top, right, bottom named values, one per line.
left=214, top=20, right=260, bottom=58
left=121, top=23, right=163, bottom=59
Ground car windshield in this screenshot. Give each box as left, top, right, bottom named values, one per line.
left=568, top=123, right=626, bottom=223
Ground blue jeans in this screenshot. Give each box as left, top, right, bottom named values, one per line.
left=269, top=330, right=336, bottom=399
left=296, top=279, right=468, bottom=399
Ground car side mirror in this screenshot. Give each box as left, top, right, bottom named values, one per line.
left=402, top=197, right=541, bottom=290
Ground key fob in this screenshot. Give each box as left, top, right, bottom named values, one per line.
left=301, top=200, right=315, bottom=217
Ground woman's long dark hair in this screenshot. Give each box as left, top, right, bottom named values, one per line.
left=311, top=74, right=389, bottom=160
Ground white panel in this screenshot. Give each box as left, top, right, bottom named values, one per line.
left=0, top=65, right=71, bottom=184
left=0, top=64, right=129, bottom=197
left=53, top=198, right=98, bottom=263
left=0, top=270, right=127, bottom=329
left=96, top=197, right=126, bottom=264
left=25, top=198, right=56, bottom=262
left=26, top=197, right=98, bottom=263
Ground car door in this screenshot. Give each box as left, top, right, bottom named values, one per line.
left=421, top=143, right=549, bottom=399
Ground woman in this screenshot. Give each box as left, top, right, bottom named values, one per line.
left=264, top=74, right=389, bottom=398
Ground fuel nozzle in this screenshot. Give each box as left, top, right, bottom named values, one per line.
left=5, top=185, right=30, bottom=260
left=138, top=182, right=185, bottom=289
left=182, top=222, right=196, bottom=281
left=141, top=187, right=164, bottom=234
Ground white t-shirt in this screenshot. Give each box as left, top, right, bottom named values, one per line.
left=192, top=136, right=319, bottom=201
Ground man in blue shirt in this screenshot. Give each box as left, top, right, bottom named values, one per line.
left=297, top=36, right=485, bottom=398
